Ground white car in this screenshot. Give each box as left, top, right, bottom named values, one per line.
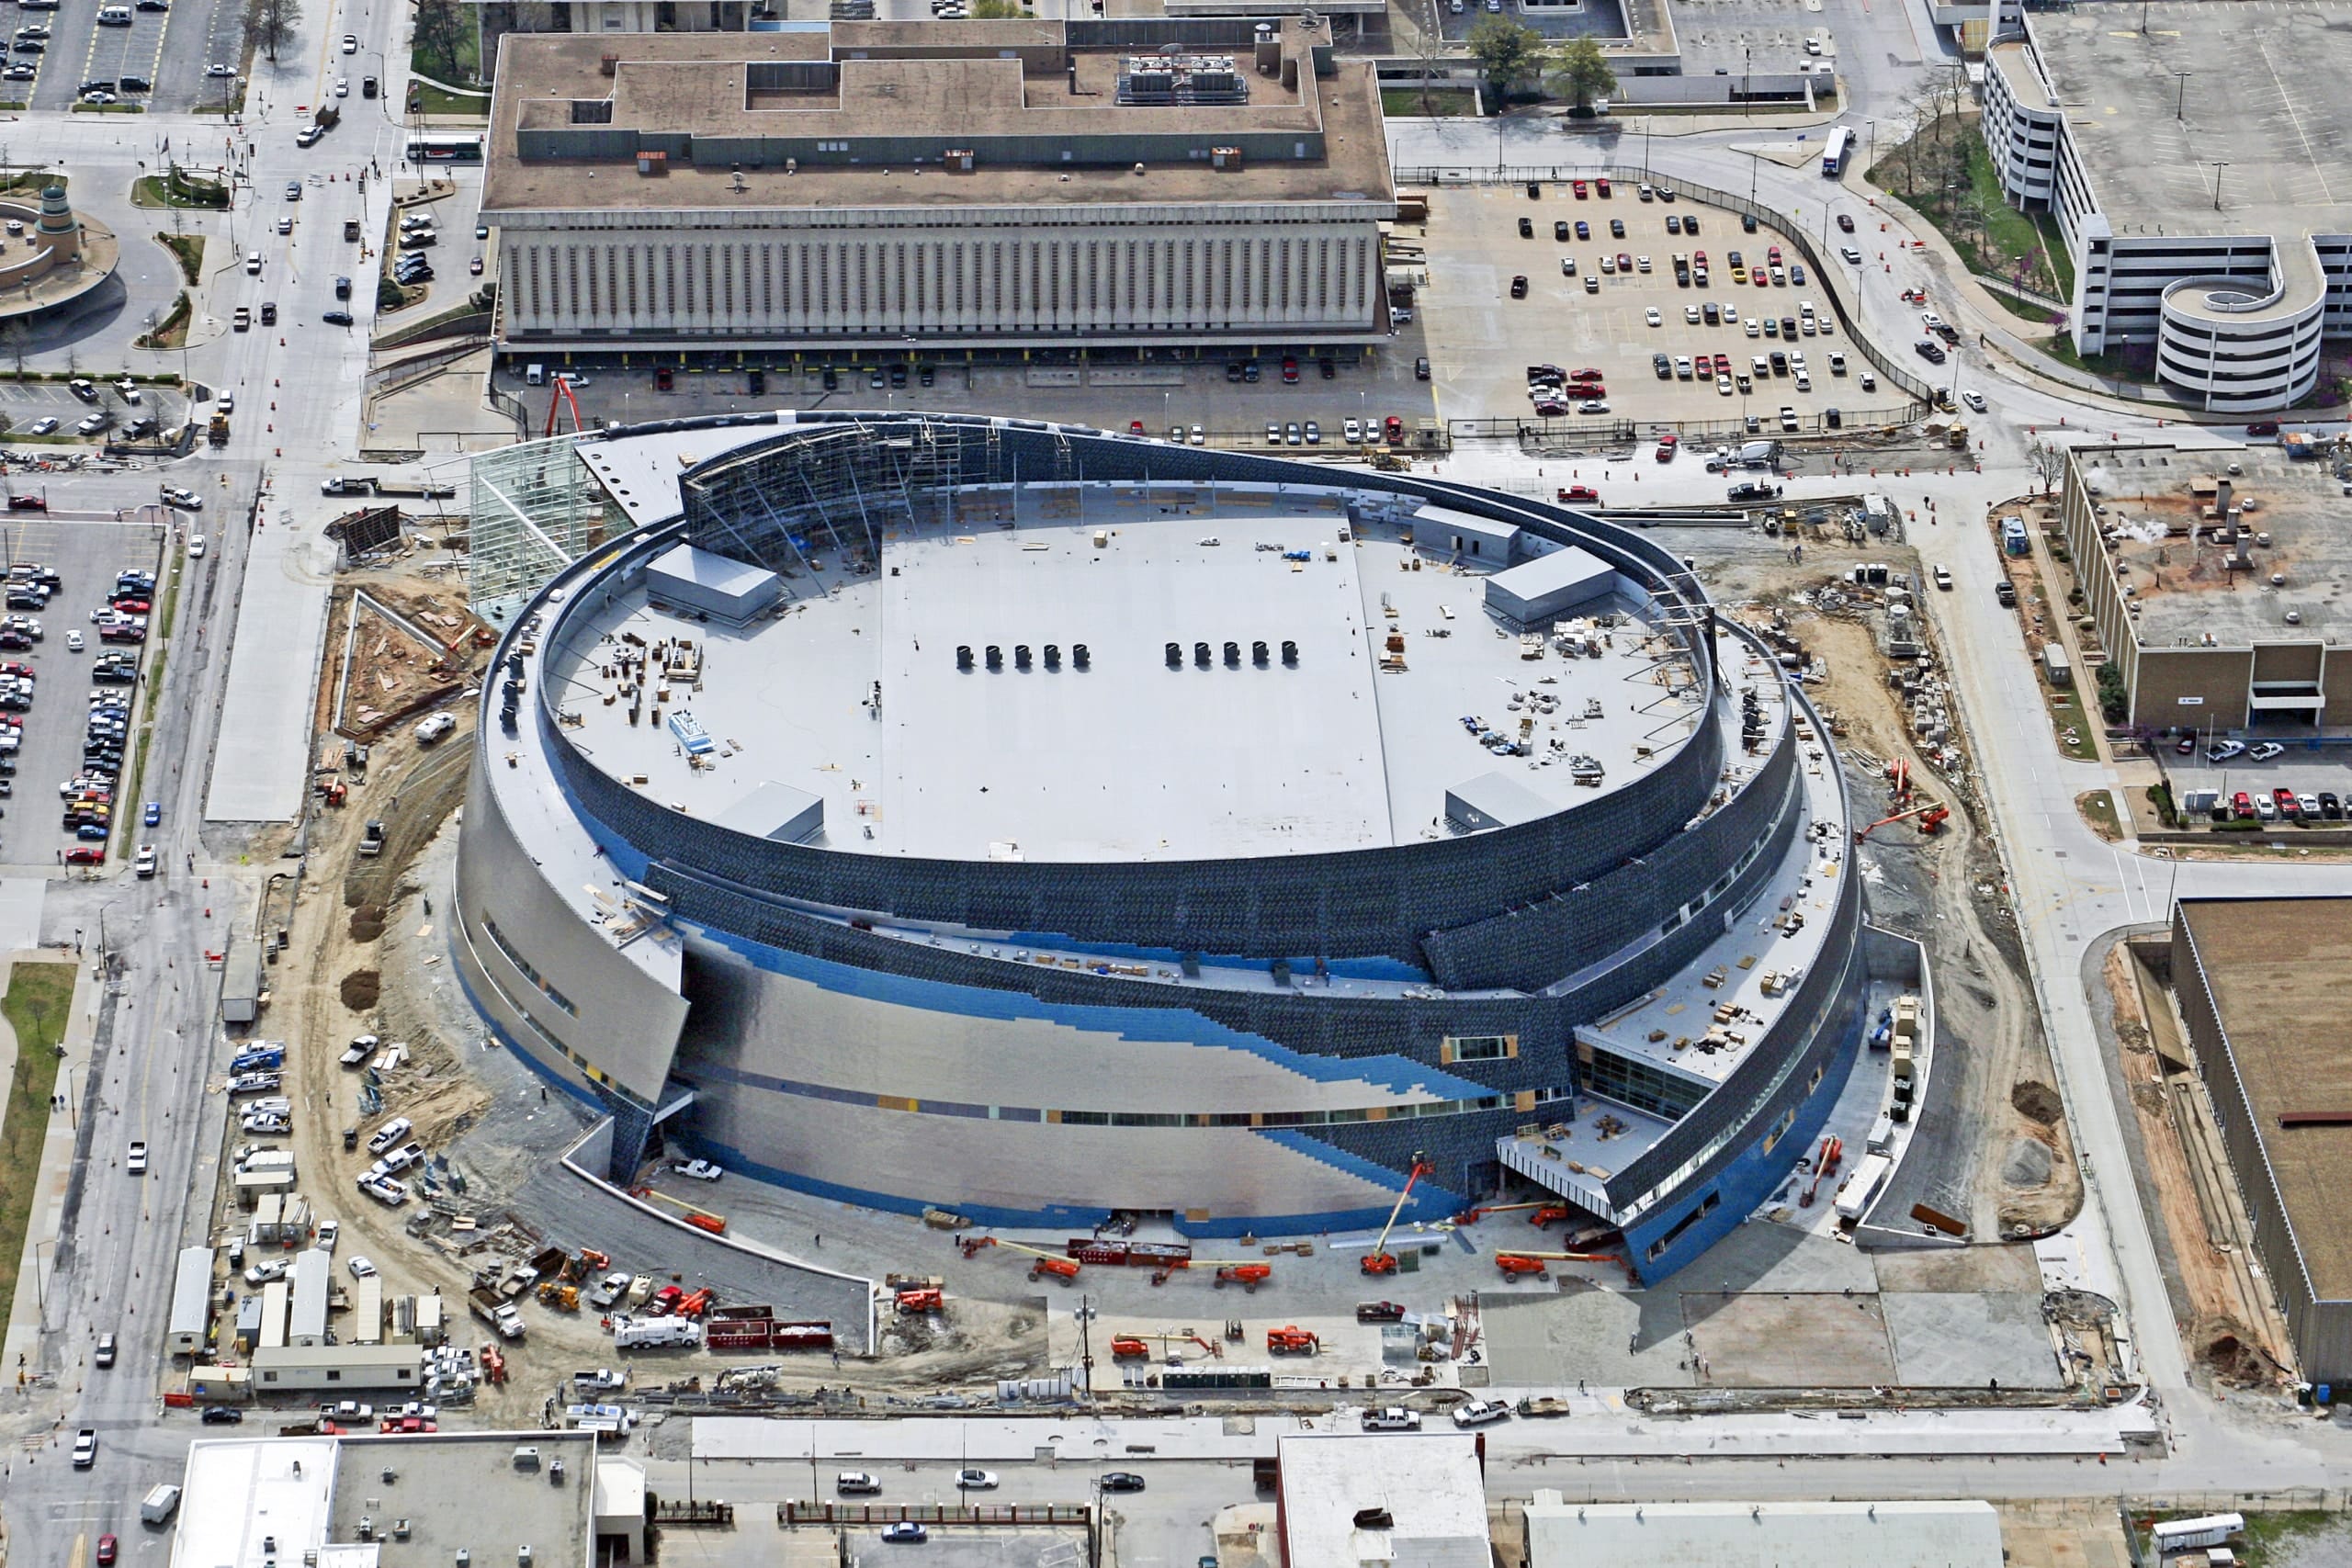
left=334, top=76, right=349, bottom=96
left=188, top=536, right=207, bottom=557
left=1645, top=307, right=1661, bottom=327
left=2207, top=740, right=2246, bottom=762
left=206, top=62, right=235, bottom=76
left=2247, top=741, right=2286, bottom=762
left=672, top=1158, right=724, bottom=1181
left=317, top=1219, right=339, bottom=1250
left=341, top=32, right=357, bottom=51
left=1683, top=304, right=1701, bottom=323
left=64, top=630, right=82, bottom=651
left=347, top=1256, right=378, bottom=1280
left=28, top=417, right=56, bottom=434
left=1577, top=400, right=1609, bottom=414
left=1840, top=245, right=1863, bottom=265
left=1961, top=389, right=1986, bottom=412
left=955, top=1470, right=999, bottom=1490
left=127, top=1140, right=147, bottom=1174
left=243, top=1258, right=288, bottom=1287
left=162, top=486, right=201, bottom=509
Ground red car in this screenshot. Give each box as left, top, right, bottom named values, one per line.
left=1713, top=354, right=1733, bottom=373
left=1767, top=245, right=1782, bottom=264
left=110, top=598, right=152, bottom=614
left=650, top=1283, right=684, bottom=1315
left=1557, top=485, right=1600, bottom=502
left=6, top=494, right=45, bottom=511
left=1595, top=177, right=1611, bottom=197
left=1127, top=420, right=1145, bottom=435
left=1533, top=401, right=1570, bottom=417
left=2245, top=421, right=2280, bottom=436
left=1656, top=434, right=1679, bottom=462
left=1692, top=250, right=1707, bottom=266
left=2233, top=791, right=2254, bottom=818
left=96, top=1539, right=117, bottom=1567
left=65, top=847, right=104, bottom=865
left=1754, top=270, right=1770, bottom=287
left=1384, top=415, right=1405, bottom=445
left=1280, top=356, right=1299, bottom=384
left=1567, top=367, right=1604, bottom=383
left=1571, top=180, right=1588, bottom=198
left=1836, top=213, right=1856, bottom=232
left=2274, top=787, right=2299, bottom=818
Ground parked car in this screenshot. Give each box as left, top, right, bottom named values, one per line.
left=881, top=1525, right=928, bottom=1544
left=955, top=1470, right=999, bottom=1490
left=2248, top=741, right=2286, bottom=762
left=672, top=1158, right=723, bottom=1181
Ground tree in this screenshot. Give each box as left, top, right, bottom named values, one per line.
left=2028, top=434, right=2065, bottom=496
left=413, top=0, right=469, bottom=82
left=1547, top=36, right=1615, bottom=111
left=243, top=0, right=301, bottom=65
left=1465, top=17, right=1544, bottom=108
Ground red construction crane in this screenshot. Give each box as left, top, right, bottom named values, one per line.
left=542, top=375, right=584, bottom=438
left=1360, top=1153, right=1436, bottom=1277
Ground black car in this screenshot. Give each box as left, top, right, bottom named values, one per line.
left=1518, top=216, right=1533, bottom=238
left=1652, top=352, right=1672, bottom=379
left=1318, top=357, right=1335, bottom=380
left=1609, top=218, right=1625, bottom=238
left=1225, top=362, right=1244, bottom=383
left=200, top=1407, right=243, bottom=1425
left=1553, top=220, right=1569, bottom=242
left=1741, top=213, right=1759, bottom=232
left=1727, top=481, right=1781, bottom=502
left=116, top=73, right=149, bottom=92
left=322, top=310, right=354, bottom=326
left=2321, top=791, right=2343, bottom=819
left=334, top=276, right=352, bottom=299
left=1100, top=1473, right=1146, bottom=1494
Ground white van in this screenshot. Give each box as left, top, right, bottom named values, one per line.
left=96, top=6, right=133, bottom=23
left=525, top=363, right=546, bottom=386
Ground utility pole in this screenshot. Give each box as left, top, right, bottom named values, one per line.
left=2211, top=162, right=2228, bottom=210
left=1078, top=1292, right=1095, bottom=1402
left=2174, top=70, right=2190, bottom=121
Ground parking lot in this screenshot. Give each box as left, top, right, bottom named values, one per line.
left=491, top=345, right=1442, bottom=454
left=1433, top=0, right=1629, bottom=45
left=17, top=0, right=243, bottom=112
left=2160, top=742, right=2352, bottom=828
left=0, top=516, right=170, bottom=871
left=1670, top=0, right=1832, bottom=78
left=1417, top=182, right=1875, bottom=438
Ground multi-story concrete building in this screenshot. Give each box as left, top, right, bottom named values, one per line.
left=2055, top=441, right=2352, bottom=735
left=452, top=414, right=1881, bottom=1282
left=1982, top=3, right=2352, bottom=413
left=480, top=17, right=1394, bottom=356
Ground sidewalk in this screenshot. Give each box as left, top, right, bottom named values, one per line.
left=2, top=953, right=102, bottom=1381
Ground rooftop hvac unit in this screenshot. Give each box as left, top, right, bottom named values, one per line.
left=944, top=148, right=975, bottom=171
left=635, top=151, right=667, bottom=177
left=599, top=53, right=618, bottom=75
left=1212, top=145, right=1243, bottom=170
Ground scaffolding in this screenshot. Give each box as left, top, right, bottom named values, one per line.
left=681, top=418, right=979, bottom=581
left=466, top=433, right=619, bottom=621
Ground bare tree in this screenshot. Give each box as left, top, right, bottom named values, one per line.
left=2029, top=435, right=2065, bottom=496
left=243, top=0, right=302, bottom=66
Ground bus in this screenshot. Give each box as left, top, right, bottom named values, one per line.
left=1821, top=126, right=1851, bottom=178
left=406, top=133, right=484, bottom=164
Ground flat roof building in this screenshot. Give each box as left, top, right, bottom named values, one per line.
left=1983, top=3, right=2352, bottom=412
left=169, top=1432, right=643, bottom=1568
left=481, top=17, right=1394, bottom=355
left=1275, top=1434, right=1487, bottom=1568
left=1524, top=1496, right=2004, bottom=1568
left=2173, top=897, right=2352, bottom=1384
left=2055, top=441, right=2352, bottom=732
left=453, top=416, right=1873, bottom=1283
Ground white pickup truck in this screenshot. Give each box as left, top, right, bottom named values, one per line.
left=1361, top=1407, right=1422, bottom=1432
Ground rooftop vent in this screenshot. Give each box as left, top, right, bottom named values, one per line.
left=1116, top=54, right=1249, bottom=106
left=599, top=52, right=618, bottom=75
left=635, top=151, right=667, bottom=177
left=1352, top=1509, right=1395, bottom=1530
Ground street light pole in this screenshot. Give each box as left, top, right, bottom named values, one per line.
left=2174, top=70, right=2190, bottom=122
left=2211, top=161, right=2228, bottom=211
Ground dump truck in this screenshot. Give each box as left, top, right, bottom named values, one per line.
left=357, top=819, right=386, bottom=858
left=208, top=411, right=230, bottom=446
left=469, top=1285, right=526, bottom=1340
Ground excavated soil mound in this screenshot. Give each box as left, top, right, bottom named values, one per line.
left=2002, top=1135, right=2055, bottom=1188
left=340, top=969, right=381, bottom=1010
left=2012, top=1080, right=2064, bottom=1124
left=349, top=904, right=386, bottom=942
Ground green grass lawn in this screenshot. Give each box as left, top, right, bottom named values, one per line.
left=1870, top=117, right=2066, bottom=299
left=2034, top=334, right=2148, bottom=379
left=159, top=232, right=205, bottom=286
left=1382, top=87, right=1477, bottom=118
left=406, top=81, right=489, bottom=118
left=0, top=961, right=81, bottom=1326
